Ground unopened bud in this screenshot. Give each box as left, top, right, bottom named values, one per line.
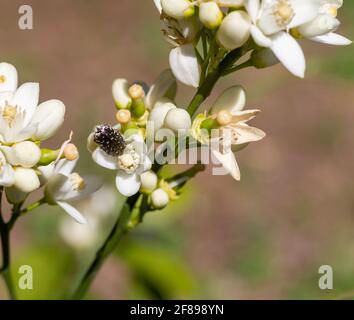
left=116, top=109, right=131, bottom=124
left=199, top=2, right=223, bottom=29
left=64, top=143, right=79, bottom=161
left=164, top=108, right=191, bottom=133
left=1, top=141, right=41, bottom=168
left=140, top=170, right=158, bottom=193
left=217, top=10, right=251, bottom=50
left=161, top=0, right=195, bottom=20
left=14, top=168, right=40, bottom=193
left=151, top=188, right=170, bottom=209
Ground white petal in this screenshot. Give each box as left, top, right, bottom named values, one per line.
left=250, top=25, right=272, bottom=47
left=310, top=32, right=352, bottom=45
left=231, top=109, right=261, bottom=122
left=153, top=0, right=162, bottom=14
left=244, top=0, right=260, bottom=22
left=270, top=32, right=305, bottom=78
left=211, top=86, right=247, bottom=114
left=10, top=83, right=39, bottom=125
left=115, top=171, right=141, bottom=197
left=288, top=0, right=322, bottom=29
left=143, top=156, right=152, bottom=171
left=0, top=164, right=15, bottom=187
left=212, top=150, right=241, bottom=181
left=55, top=159, right=78, bottom=176
left=145, top=69, right=177, bottom=109
left=31, top=99, right=65, bottom=141
left=38, top=163, right=55, bottom=182
left=0, top=63, right=18, bottom=92
left=92, top=148, right=119, bottom=170
left=169, top=44, right=200, bottom=88
left=233, top=123, right=266, bottom=145
left=56, top=201, right=87, bottom=224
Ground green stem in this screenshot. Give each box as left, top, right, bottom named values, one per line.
left=0, top=189, right=17, bottom=300
left=187, top=47, right=244, bottom=117
left=70, top=195, right=138, bottom=300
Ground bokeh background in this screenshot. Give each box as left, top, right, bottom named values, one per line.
left=0, top=0, right=354, bottom=300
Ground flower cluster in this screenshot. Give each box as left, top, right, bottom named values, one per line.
left=156, top=0, right=351, bottom=82
left=88, top=70, right=191, bottom=204
left=0, top=62, right=99, bottom=224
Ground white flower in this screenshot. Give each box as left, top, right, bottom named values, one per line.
left=89, top=126, right=152, bottom=197
left=192, top=86, right=265, bottom=180
left=0, top=63, right=65, bottom=144
left=40, top=140, right=101, bottom=224
left=244, top=0, right=322, bottom=77
left=297, top=0, right=351, bottom=45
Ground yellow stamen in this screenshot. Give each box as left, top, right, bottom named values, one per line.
left=70, top=173, right=86, bottom=191
left=0, top=75, right=6, bottom=83
left=274, top=0, right=294, bottom=25
left=2, top=105, right=17, bottom=124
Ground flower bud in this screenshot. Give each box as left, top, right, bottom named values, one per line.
left=112, top=79, right=132, bottom=109
left=31, top=99, right=65, bottom=141
left=140, top=170, right=158, bottom=192
left=149, top=102, right=177, bottom=131
left=211, top=86, right=246, bottom=114
left=161, top=0, right=195, bottom=20
left=199, top=2, right=223, bottom=29
left=164, top=108, right=191, bottom=133
left=217, top=10, right=251, bottom=50
left=251, top=48, right=279, bottom=69
left=64, top=143, right=79, bottom=161
left=14, top=168, right=40, bottom=193
left=116, top=109, right=131, bottom=124
left=1, top=141, right=41, bottom=168
left=151, top=188, right=170, bottom=209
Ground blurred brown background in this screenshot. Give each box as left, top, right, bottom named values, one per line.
left=1, top=0, right=354, bottom=300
